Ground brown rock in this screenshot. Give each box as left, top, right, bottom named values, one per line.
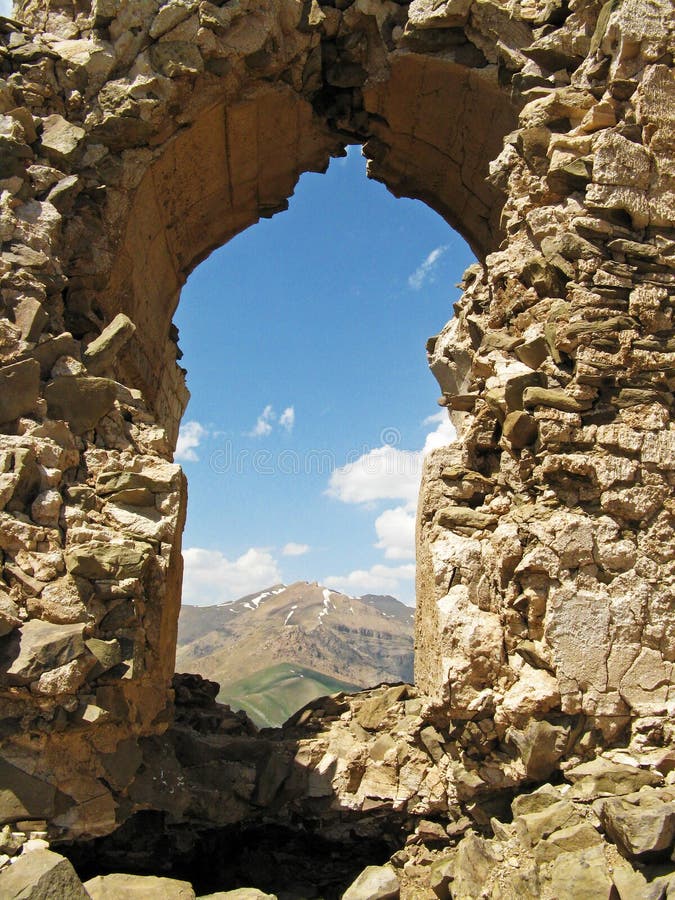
left=522, top=386, right=587, bottom=413
left=0, top=359, right=40, bottom=424
left=27, top=333, right=81, bottom=377
left=341, top=865, right=399, bottom=900
left=596, top=790, right=675, bottom=859
left=450, top=832, right=500, bottom=900
left=13, top=297, right=48, bottom=343
left=64, top=540, right=151, bottom=580
left=0, top=590, right=21, bottom=636
left=85, top=873, right=196, bottom=899
left=84, top=314, right=136, bottom=375
left=546, top=845, right=614, bottom=899
left=534, top=822, right=602, bottom=862
left=0, top=619, right=86, bottom=683
left=356, top=685, right=408, bottom=730
left=0, top=849, right=89, bottom=899
left=0, top=758, right=60, bottom=823
left=565, top=757, right=662, bottom=799
left=515, top=799, right=583, bottom=845
left=435, top=506, right=498, bottom=530
left=199, top=891, right=277, bottom=899
left=503, top=410, right=538, bottom=448
left=45, top=376, right=118, bottom=434
left=508, top=720, right=568, bottom=781
left=39, top=115, right=85, bottom=165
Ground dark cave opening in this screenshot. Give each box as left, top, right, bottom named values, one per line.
left=58, top=813, right=396, bottom=899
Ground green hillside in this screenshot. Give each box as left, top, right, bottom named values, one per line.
left=218, top=663, right=361, bottom=728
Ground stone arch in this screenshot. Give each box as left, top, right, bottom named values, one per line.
left=70, top=35, right=518, bottom=438
left=0, top=0, right=673, bottom=852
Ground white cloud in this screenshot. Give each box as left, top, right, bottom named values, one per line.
left=408, top=245, right=448, bottom=291
left=326, top=413, right=456, bottom=574
left=375, top=505, right=416, bottom=560
left=175, top=420, right=208, bottom=462
left=422, top=411, right=458, bottom=455
left=248, top=404, right=275, bottom=437
left=326, top=413, right=457, bottom=508
left=182, top=547, right=282, bottom=606
left=326, top=446, right=422, bottom=505
left=247, top=404, right=295, bottom=437
left=279, top=406, right=295, bottom=432
left=282, top=542, right=310, bottom=557
left=324, top=563, right=416, bottom=602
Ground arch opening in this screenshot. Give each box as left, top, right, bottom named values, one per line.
left=171, top=145, right=475, bottom=727
left=100, top=63, right=516, bottom=447
left=84, top=62, right=516, bottom=711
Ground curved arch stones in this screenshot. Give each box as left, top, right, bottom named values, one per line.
left=0, top=0, right=672, bottom=844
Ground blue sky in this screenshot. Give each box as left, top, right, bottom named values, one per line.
left=0, top=1, right=12, bottom=15
left=173, top=148, right=474, bottom=605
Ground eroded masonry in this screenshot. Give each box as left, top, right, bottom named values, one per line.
left=0, top=0, right=673, bottom=896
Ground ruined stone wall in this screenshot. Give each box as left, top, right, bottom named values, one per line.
left=0, top=0, right=672, bottom=846
left=416, top=0, right=675, bottom=761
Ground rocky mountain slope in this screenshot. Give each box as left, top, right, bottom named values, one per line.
left=176, top=582, right=414, bottom=724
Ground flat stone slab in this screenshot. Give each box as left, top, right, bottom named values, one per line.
left=0, top=848, right=89, bottom=899
left=85, top=873, right=196, bottom=899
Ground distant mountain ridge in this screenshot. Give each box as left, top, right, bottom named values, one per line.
left=175, top=581, right=415, bottom=726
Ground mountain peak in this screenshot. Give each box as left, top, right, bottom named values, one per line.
left=176, top=581, right=414, bottom=727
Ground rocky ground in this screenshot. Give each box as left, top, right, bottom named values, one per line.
left=1, top=677, right=673, bottom=898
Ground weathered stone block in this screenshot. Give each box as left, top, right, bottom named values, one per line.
left=64, top=540, right=151, bottom=580
left=0, top=359, right=40, bottom=424
left=547, top=845, right=613, bottom=900
left=565, top=758, right=662, bottom=800
left=342, top=864, right=399, bottom=900
left=83, top=313, right=136, bottom=375
left=597, top=789, right=675, bottom=860
left=522, top=386, right=587, bottom=413
left=0, top=849, right=89, bottom=899
left=85, top=873, right=196, bottom=899
left=45, top=376, right=118, bottom=434
left=435, top=507, right=498, bottom=530
left=0, top=620, right=85, bottom=683
left=0, top=759, right=60, bottom=824
left=39, top=115, right=85, bottom=165
left=0, top=591, right=21, bottom=637
left=503, top=410, right=538, bottom=448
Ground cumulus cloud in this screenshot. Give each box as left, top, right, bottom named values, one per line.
left=326, top=413, right=457, bottom=509
left=326, top=446, right=422, bottom=505
left=422, top=411, right=458, bottom=455
left=175, top=420, right=208, bottom=462
left=282, top=542, right=310, bottom=557
left=248, top=404, right=275, bottom=437
left=375, top=505, right=416, bottom=560
left=324, top=563, right=416, bottom=603
left=279, top=406, right=295, bottom=432
left=182, top=547, right=282, bottom=606
left=327, top=412, right=457, bottom=568
left=247, top=404, right=295, bottom=437
left=408, top=245, right=448, bottom=291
